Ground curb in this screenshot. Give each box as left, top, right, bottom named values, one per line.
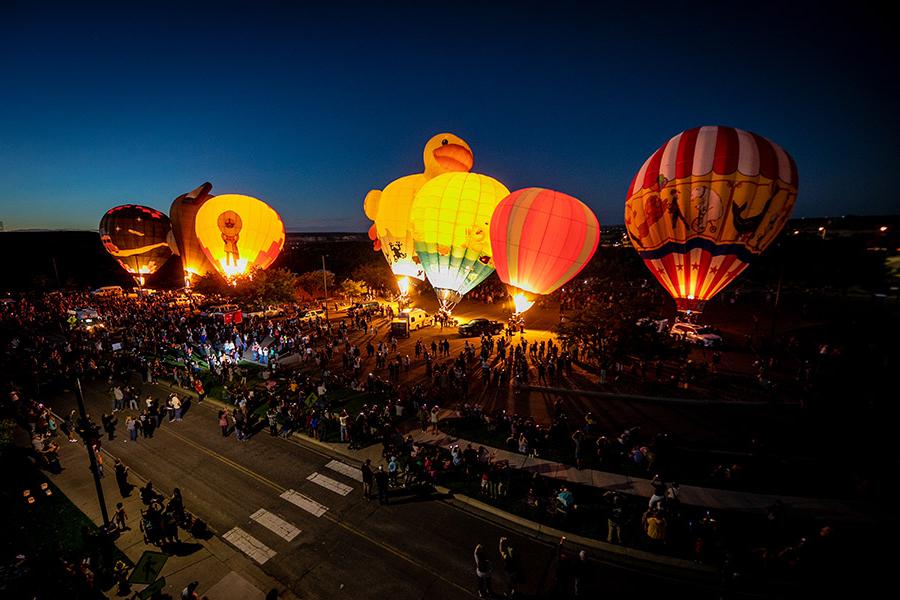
left=522, top=384, right=783, bottom=407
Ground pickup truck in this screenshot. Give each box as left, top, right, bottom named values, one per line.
left=458, top=318, right=504, bottom=338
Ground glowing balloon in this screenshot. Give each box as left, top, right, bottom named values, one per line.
left=194, top=194, right=285, bottom=278
left=625, top=126, right=798, bottom=313
left=490, top=188, right=600, bottom=313
left=364, top=133, right=474, bottom=282
left=170, top=182, right=216, bottom=286
left=410, top=172, right=510, bottom=312
left=99, top=205, right=175, bottom=286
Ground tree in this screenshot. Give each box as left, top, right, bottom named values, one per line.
left=351, top=261, right=395, bottom=295
left=296, top=269, right=336, bottom=299
left=240, top=267, right=300, bottom=305
left=192, top=271, right=231, bottom=297
left=339, top=278, right=368, bottom=299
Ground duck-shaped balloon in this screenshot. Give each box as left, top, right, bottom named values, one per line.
left=364, top=133, right=474, bottom=281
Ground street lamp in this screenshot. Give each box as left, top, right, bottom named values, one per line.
left=321, top=255, right=329, bottom=322
left=818, top=226, right=826, bottom=239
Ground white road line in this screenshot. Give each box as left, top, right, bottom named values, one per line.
left=250, top=508, right=301, bottom=542
left=280, top=489, right=328, bottom=517
left=325, top=459, right=363, bottom=482
left=307, top=472, right=353, bottom=496
left=223, top=527, right=277, bottom=564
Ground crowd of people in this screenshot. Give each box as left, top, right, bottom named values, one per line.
left=0, top=284, right=850, bottom=597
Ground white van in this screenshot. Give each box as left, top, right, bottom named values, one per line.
left=390, top=308, right=433, bottom=337
left=91, top=285, right=123, bottom=296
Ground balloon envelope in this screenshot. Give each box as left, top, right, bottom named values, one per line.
left=624, top=126, right=798, bottom=313
left=194, top=194, right=285, bottom=278
left=170, top=182, right=216, bottom=284
left=410, top=172, right=510, bottom=311
left=366, top=133, right=474, bottom=281
left=99, top=204, right=174, bottom=285
left=491, top=187, right=600, bottom=297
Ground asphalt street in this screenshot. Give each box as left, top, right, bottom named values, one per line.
left=49, top=378, right=716, bottom=599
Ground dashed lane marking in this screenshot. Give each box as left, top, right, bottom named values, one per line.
left=325, top=459, right=363, bottom=482
left=280, top=489, right=328, bottom=517
left=223, top=527, right=276, bottom=564
left=307, top=471, right=353, bottom=496
left=250, top=508, right=301, bottom=542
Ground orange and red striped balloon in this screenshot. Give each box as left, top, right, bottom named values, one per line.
left=490, top=188, right=600, bottom=305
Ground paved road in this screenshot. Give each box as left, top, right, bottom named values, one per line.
left=51, top=378, right=717, bottom=599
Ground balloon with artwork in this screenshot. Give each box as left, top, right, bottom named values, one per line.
left=170, top=182, right=217, bottom=286
left=410, top=171, right=510, bottom=312
left=364, top=133, right=474, bottom=291
left=490, top=187, right=600, bottom=314
left=193, top=194, right=285, bottom=279
left=99, top=204, right=176, bottom=286
left=624, top=126, right=798, bottom=314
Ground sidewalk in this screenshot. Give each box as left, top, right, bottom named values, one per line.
left=50, top=427, right=296, bottom=600
left=404, top=428, right=874, bottom=522
left=167, top=378, right=874, bottom=522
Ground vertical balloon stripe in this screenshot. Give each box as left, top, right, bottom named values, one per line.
left=750, top=132, right=778, bottom=181
left=675, top=127, right=699, bottom=179
left=713, top=127, right=739, bottom=175
left=658, top=131, right=682, bottom=182
left=642, top=144, right=667, bottom=189
left=691, top=126, right=717, bottom=176
left=736, top=129, right=760, bottom=177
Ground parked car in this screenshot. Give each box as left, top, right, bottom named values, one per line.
left=458, top=318, right=504, bottom=337
left=245, top=305, right=284, bottom=318
left=298, top=308, right=325, bottom=322
left=669, top=322, right=722, bottom=347
left=201, top=304, right=240, bottom=318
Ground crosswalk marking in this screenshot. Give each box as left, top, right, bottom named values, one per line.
left=307, top=471, right=353, bottom=496
left=280, top=489, right=328, bottom=517
left=325, top=459, right=363, bottom=482
left=223, top=527, right=277, bottom=564
left=250, top=508, right=301, bottom=542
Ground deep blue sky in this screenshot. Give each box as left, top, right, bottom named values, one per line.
left=1, top=1, right=897, bottom=231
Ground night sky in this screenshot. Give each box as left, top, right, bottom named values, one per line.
left=1, top=1, right=897, bottom=231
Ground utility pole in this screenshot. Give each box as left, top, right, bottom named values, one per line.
left=322, top=255, right=329, bottom=323
left=75, top=377, right=111, bottom=530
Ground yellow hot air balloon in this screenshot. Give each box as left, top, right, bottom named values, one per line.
left=364, top=133, right=474, bottom=284
left=410, top=172, right=510, bottom=312
left=194, top=194, right=285, bottom=279
left=170, top=182, right=216, bottom=286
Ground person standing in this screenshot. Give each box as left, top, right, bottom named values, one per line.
left=374, top=465, right=389, bottom=505
left=114, top=502, right=128, bottom=531
left=498, top=537, right=520, bottom=598
left=218, top=410, right=229, bottom=437
left=429, top=405, right=440, bottom=434
left=114, top=459, right=130, bottom=496
left=474, top=543, right=494, bottom=599
left=171, top=394, right=183, bottom=421
left=361, top=459, right=374, bottom=500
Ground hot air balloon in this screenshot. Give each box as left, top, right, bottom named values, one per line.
left=625, top=126, right=798, bottom=314
left=193, top=194, right=285, bottom=279
left=99, top=205, right=176, bottom=286
left=491, top=188, right=600, bottom=314
left=410, top=171, right=510, bottom=313
left=170, top=182, right=217, bottom=287
left=364, top=133, right=474, bottom=290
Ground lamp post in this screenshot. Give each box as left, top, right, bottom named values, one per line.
left=322, top=255, right=329, bottom=322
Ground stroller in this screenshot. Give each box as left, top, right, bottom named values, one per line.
left=139, top=508, right=163, bottom=546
